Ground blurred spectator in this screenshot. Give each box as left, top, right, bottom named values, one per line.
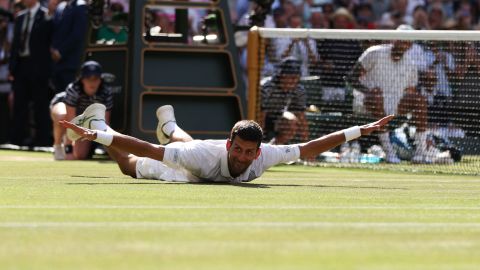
left=9, top=0, right=53, bottom=146
left=0, top=0, right=7, bottom=10
left=347, top=25, right=430, bottom=164
left=354, top=3, right=376, bottom=29
left=272, top=7, right=288, bottom=28
left=282, top=0, right=297, bottom=20
left=276, top=37, right=318, bottom=76
left=96, top=13, right=128, bottom=45
left=301, top=0, right=327, bottom=27
left=51, top=0, right=89, bottom=94
left=49, top=61, right=113, bottom=160
left=0, top=9, right=12, bottom=143
left=314, top=8, right=363, bottom=102
left=370, top=0, right=391, bottom=22
left=335, top=0, right=354, bottom=10
left=423, top=41, right=456, bottom=124
left=435, top=0, right=455, bottom=19
left=330, top=7, right=356, bottom=29
left=320, top=0, right=335, bottom=18
left=154, top=11, right=175, bottom=33
left=275, top=13, right=318, bottom=76
left=309, top=7, right=329, bottom=29
left=12, top=0, right=25, bottom=17
left=260, top=57, right=308, bottom=142
left=427, top=3, right=444, bottom=29
left=406, top=0, right=425, bottom=18
left=111, top=0, right=129, bottom=13
left=454, top=7, right=473, bottom=30
left=0, top=10, right=12, bottom=94
left=379, top=0, right=410, bottom=28
left=452, top=41, right=480, bottom=135
left=234, top=0, right=249, bottom=24
left=412, top=5, right=429, bottom=29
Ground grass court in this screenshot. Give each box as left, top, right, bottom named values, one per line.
left=0, top=150, right=479, bottom=269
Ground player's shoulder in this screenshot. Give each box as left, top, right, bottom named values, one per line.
left=365, top=44, right=391, bottom=55
left=260, top=143, right=298, bottom=155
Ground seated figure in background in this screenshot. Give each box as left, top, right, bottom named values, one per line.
left=347, top=25, right=431, bottom=164
left=96, top=13, right=128, bottom=45
left=49, top=61, right=113, bottom=160
left=260, top=57, right=309, bottom=143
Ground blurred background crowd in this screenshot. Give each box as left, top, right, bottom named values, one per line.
left=231, top=0, right=480, bottom=30
left=0, top=0, right=479, bottom=160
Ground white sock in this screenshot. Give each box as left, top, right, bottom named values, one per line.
left=378, top=132, right=395, bottom=156
left=162, top=122, right=177, bottom=137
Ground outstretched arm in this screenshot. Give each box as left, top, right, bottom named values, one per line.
left=298, top=115, right=394, bottom=159
left=60, top=120, right=165, bottom=161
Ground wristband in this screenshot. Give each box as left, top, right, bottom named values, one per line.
left=94, top=131, right=113, bottom=146
left=343, top=126, right=361, bottom=141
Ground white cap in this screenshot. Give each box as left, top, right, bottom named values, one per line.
left=396, top=24, right=414, bottom=31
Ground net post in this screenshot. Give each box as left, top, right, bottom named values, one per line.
left=247, top=26, right=263, bottom=121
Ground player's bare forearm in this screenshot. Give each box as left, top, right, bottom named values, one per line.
left=298, top=130, right=345, bottom=158
left=59, top=120, right=165, bottom=161
left=298, top=115, right=394, bottom=159
left=108, top=133, right=165, bottom=161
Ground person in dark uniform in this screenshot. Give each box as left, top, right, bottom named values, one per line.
left=9, top=0, right=54, bottom=146
left=50, top=0, right=88, bottom=93
left=260, top=57, right=309, bottom=143
left=49, top=60, right=113, bottom=160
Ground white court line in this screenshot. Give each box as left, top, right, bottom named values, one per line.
left=1, top=221, right=480, bottom=229
left=1, top=205, right=480, bottom=210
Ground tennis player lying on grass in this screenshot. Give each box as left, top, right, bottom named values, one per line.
left=60, top=104, right=393, bottom=183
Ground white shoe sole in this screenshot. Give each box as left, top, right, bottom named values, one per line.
left=66, top=103, right=107, bottom=141
left=156, top=105, right=176, bottom=145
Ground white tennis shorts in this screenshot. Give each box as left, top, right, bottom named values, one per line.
left=135, top=157, right=201, bottom=183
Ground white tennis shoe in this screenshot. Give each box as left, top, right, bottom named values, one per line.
left=156, top=105, right=176, bottom=145
left=66, top=103, right=107, bottom=141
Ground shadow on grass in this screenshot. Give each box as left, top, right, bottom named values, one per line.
left=71, top=175, right=111, bottom=179
left=66, top=181, right=407, bottom=190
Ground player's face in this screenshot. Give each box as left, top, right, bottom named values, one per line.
left=227, top=137, right=260, bottom=177
left=81, top=75, right=101, bottom=96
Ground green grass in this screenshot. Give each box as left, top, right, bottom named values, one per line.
left=1, top=150, right=480, bottom=270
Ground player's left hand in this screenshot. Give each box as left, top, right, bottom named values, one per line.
left=360, top=115, right=394, bottom=136
left=59, top=120, right=97, bottom=141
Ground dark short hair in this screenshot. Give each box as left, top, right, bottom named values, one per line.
left=230, top=120, right=263, bottom=147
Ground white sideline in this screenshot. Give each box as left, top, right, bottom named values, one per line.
left=1, top=221, right=480, bottom=229
left=1, top=205, right=480, bottom=210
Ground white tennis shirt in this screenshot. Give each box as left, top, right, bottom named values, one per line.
left=136, top=139, right=301, bottom=183
left=359, top=44, right=418, bottom=115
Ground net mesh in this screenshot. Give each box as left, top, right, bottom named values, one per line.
left=249, top=28, right=480, bottom=175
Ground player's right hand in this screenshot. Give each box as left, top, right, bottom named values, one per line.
left=59, top=120, right=97, bottom=141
